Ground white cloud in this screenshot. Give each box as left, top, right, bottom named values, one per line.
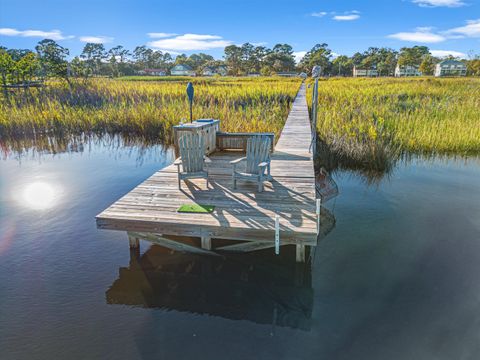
left=430, top=50, right=467, bottom=58
left=388, top=27, right=446, bottom=43
left=179, top=34, right=222, bottom=40
left=388, top=19, right=480, bottom=44
left=311, top=10, right=360, bottom=21
left=311, top=12, right=327, bottom=17
left=0, top=27, right=73, bottom=40
left=333, top=11, right=360, bottom=21
left=293, top=51, right=307, bottom=63
left=412, top=0, right=466, bottom=7
left=333, top=14, right=360, bottom=21
left=251, top=42, right=268, bottom=46
left=147, top=32, right=177, bottom=38
left=416, top=26, right=434, bottom=32
left=444, top=19, right=480, bottom=38
left=148, top=33, right=231, bottom=51
left=79, top=36, right=113, bottom=44
left=154, top=49, right=182, bottom=55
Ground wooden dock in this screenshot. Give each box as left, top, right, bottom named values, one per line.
left=96, top=83, right=318, bottom=262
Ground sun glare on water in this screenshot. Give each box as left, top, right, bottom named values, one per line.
left=22, top=182, right=59, bottom=210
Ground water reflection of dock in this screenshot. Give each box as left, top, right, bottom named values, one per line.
left=106, top=243, right=315, bottom=331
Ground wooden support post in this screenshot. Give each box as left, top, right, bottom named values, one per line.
left=128, top=234, right=139, bottom=249
left=296, top=244, right=306, bottom=263
left=216, top=241, right=274, bottom=252
left=201, top=236, right=212, bottom=250
left=131, top=232, right=219, bottom=256
left=128, top=233, right=140, bottom=262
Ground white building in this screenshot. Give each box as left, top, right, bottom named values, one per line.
left=276, top=72, right=299, bottom=77
left=434, top=59, right=467, bottom=77
left=216, top=66, right=228, bottom=76
left=395, top=64, right=422, bottom=77
left=353, top=66, right=378, bottom=77
left=171, top=64, right=196, bottom=76
left=202, top=66, right=228, bottom=76
left=202, top=67, right=215, bottom=76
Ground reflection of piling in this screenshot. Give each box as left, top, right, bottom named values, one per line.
left=129, top=247, right=140, bottom=265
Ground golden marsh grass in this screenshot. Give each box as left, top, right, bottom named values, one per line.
left=0, top=77, right=302, bottom=145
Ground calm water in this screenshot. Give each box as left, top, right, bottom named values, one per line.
left=1, top=139, right=480, bottom=360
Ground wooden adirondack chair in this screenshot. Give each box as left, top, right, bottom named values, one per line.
left=230, top=135, right=272, bottom=192
left=174, top=133, right=211, bottom=189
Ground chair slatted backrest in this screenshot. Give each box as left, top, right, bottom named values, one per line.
left=178, top=133, right=205, bottom=173
left=246, top=135, right=271, bottom=174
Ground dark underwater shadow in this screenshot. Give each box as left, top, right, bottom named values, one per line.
left=106, top=244, right=316, bottom=331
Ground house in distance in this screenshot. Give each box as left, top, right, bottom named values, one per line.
left=353, top=65, right=378, bottom=77
left=202, top=66, right=228, bottom=76
left=395, top=64, right=422, bottom=77
left=434, top=59, right=467, bottom=77
left=276, top=72, right=299, bottom=77
left=171, top=64, right=196, bottom=76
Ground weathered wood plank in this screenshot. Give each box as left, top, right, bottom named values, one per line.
left=130, top=232, right=221, bottom=256
left=216, top=241, right=275, bottom=252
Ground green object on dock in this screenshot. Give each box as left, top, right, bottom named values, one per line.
left=177, top=204, right=215, bottom=213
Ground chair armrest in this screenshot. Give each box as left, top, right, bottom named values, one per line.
left=204, top=156, right=212, bottom=164
left=258, top=161, right=269, bottom=168
left=230, top=157, right=246, bottom=165
left=174, top=157, right=182, bottom=166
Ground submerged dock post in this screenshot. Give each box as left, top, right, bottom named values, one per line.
left=296, top=244, right=306, bottom=263
left=128, top=233, right=139, bottom=249
left=201, top=236, right=212, bottom=250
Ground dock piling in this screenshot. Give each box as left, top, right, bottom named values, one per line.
left=201, top=236, right=212, bottom=250
left=128, top=234, right=139, bottom=249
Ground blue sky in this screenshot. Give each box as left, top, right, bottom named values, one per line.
left=0, top=0, right=479, bottom=60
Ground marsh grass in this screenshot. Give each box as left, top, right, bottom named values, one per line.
left=4, top=76, right=479, bottom=178
left=308, top=77, right=480, bottom=175
left=0, top=77, right=302, bottom=148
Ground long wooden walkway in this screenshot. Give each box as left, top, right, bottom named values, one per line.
left=96, top=83, right=317, bottom=260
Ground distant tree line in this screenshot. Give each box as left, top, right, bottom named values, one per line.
left=1, top=39, right=479, bottom=90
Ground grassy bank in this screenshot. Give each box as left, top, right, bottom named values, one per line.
left=0, top=77, right=302, bottom=146
left=308, top=77, right=480, bottom=173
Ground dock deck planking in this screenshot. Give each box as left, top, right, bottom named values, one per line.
left=96, top=83, right=317, bottom=255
